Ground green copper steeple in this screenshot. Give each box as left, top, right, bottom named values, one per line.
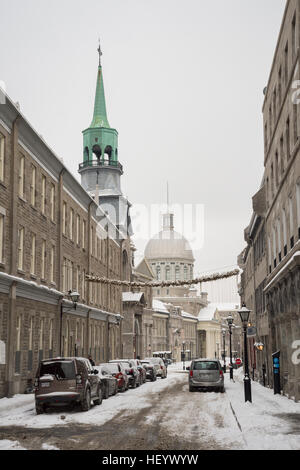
left=81, top=42, right=119, bottom=166
left=90, top=42, right=110, bottom=128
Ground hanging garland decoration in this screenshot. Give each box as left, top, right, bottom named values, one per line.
left=86, top=269, right=240, bottom=288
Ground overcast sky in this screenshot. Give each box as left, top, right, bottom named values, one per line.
left=0, top=0, right=286, bottom=284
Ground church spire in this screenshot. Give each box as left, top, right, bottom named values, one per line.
left=90, top=41, right=110, bottom=128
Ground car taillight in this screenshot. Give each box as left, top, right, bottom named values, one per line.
left=160, top=366, right=163, bottom=370
left=130, top=368, right=134, bottom=374
left=220, top=370, right=223, bottom=377
left=189, top=370, right=193, bottom=377
left=76, top=374, right=82, bottom=384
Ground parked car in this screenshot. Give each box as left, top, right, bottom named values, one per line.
left=144, top=357, right=167, bottom=379
left=141, top=360, right=157, bottom=381
left=34, top=357, right=103, bottom=414
left=187, top=359, right=225, bottom=393
left=130, top=359, right=147, bottom=384
left=109, top=360, right=141, bottom=388
left=103, top=362, right=129, bottom=392
left=96, top=364, right=118, bottom=398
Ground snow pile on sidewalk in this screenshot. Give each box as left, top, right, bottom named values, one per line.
left=0, top=439, right=26, bottom=450
left=226, top=369, right=300, bottom=450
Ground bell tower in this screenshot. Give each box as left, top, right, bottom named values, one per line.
left=79, top=42, right=132, bottom=238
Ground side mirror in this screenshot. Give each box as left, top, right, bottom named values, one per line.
left=93, top=369, right=99, bottom=375
left=186, top=366, right=190, bottom=371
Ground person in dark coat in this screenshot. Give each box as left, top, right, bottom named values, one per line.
left=88, top=355, right=95, bottom=367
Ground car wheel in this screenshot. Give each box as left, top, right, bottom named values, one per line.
left=220, top=387, right=225, bottom=393
left=152, top=374, right=157, bottom=382
left=189, top=385, right=195, bottom=392
left=94, top=386, right=103, bottom=405
left=113, top=383, right=118, bottom=395
left=81, top=388, right=91, bottom=411
left=36, top=404, right=44, bottom=415
left=132, top=379, right=137, bottom=388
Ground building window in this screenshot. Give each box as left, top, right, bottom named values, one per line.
left=0, top=213, right=4, bottom=264
left=30, top=166, right=36, bottom=207
left=282, top=209, right=288, bottom=255
left=70, top=208, right=74, bottom=241
left=82, top=269, right=86, bottom=300
left=292, top=13, right=297, bottom=61
left=62, top=202, right=67, bottom=235
left=28, top=317, right=33, bottom=371
left=15, top=315, right=21, bottom=373
left=289, top=196, right=294, bottom=248
left=276, top=219, right=281, bottom=262
left=280, top=136, right=284, bottom=175
left=30, top=233, right=36, bottom=275
left=41, top=240, right=46, bottom=279
left=286, top=118, right=290, bottom=160
left=39, top=318, right=44, bottom=362
left=284, top=42, right=289, bottom=85
left=50, top=246, right=55, bottom=283
left=184, top=266, right=188, bottom=280
left=165, top=265, right=170, bottom=281
left=156, top=266, right=161, bottom=280
left=76, top=215, right=80, bottom=245
left=41, top=175, right=46, bottom=215
left=18, top=155, right=25, bottom=198
left=0, top=134, right=4, bottom=182
left=49, top=319, right=53, bottom=358
left=293, top=102, right=298, bottom=145
left=50, top=184, right=55, bottom=221
left=82, top=220, right=86, bottom=249
left=18, top=227, right=24, bottom=271
left=175, top=265, right=180, bottom=281
left=90, top=226, right=94, bottom=256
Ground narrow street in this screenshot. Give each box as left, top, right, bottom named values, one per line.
left=0, top=366, right=299, bottom=450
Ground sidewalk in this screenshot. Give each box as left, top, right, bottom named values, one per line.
left=225, top=367, right=300, bottom=450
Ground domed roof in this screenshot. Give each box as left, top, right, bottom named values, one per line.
left=145, top=228, right=194, bottom=262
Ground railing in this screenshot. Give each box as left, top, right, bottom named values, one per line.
left=78, top=159, right=123, bottom=172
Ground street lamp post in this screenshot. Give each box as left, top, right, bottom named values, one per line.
left=226, top=315, right=234, bottom=381
left=238, top=304, right=252, bottom=403
left=222, top=328, right=226, bottom=373
left=182, top=342, right=186, bottom=370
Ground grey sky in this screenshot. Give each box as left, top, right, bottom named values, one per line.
left=0, top=0, right=286, bottom=281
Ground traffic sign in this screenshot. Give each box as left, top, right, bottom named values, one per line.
left=235, top=358, right=241, bottom=366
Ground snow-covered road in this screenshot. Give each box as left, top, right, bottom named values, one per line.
left=0, top=364, right=299, bottom=450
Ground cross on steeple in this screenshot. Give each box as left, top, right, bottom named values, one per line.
left=97, top=38, right=102, bottom=66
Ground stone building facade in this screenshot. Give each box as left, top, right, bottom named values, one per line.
left=238, top=0, right=300, bottom=401
left=0, top=88, right=125, bottom=398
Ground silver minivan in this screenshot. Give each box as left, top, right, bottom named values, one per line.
left=187, top=359, right=225, bottom=393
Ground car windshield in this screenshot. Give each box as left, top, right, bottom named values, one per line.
left=193, top=361, right=219, bottom=371
left=40, top=361, right=76, bottom=379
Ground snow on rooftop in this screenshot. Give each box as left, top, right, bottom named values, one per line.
left=181, top=311, right=198, bottom=321
left=122, top=292, right=144, bottom=303
left=152, top=299, right=169, bottom=314
left=198, top=302, right=239, bottom=322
